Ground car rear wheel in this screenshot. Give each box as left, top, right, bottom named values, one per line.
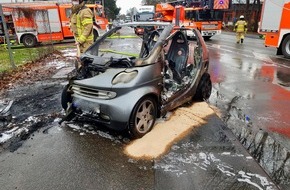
left=61, top=85, right=72, bottom=110
left=193, top=73, right=212, bottom=101
left=128, top=97, right=157, bottom=139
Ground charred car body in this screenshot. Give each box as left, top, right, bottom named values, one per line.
left=61, top=22, right=212, bottom=138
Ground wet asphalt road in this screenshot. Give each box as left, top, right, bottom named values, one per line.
left=0, top=115, right=278, bottom=190
left=0, top=30, right=289, bottom=189
left=208, top=31, right=290, bottom=142
left=208, top=32, right=290, bottom=189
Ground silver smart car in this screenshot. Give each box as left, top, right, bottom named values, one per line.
left=61, top=22, right=212, bottom=138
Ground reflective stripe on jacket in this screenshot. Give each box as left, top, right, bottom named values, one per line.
left=235, top=20, right=247, bottom=33
left=76, top=7, right=94, bottom=44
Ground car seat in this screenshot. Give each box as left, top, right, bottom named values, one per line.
left=166, top=31, right=188, bottom=82
left=140, top=30, right=159, bottom=58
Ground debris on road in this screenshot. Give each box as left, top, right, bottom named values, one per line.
left=0, top=100, right=13, bottom=121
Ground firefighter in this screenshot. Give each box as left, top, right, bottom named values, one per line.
left=69, top=6, right=78, bottom=39
left=71, top=0, right=94, bottom=56
left=233, top=15, right=248, bottom=44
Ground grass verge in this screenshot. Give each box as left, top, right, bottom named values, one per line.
left=0, top=43, right=75, bottom=73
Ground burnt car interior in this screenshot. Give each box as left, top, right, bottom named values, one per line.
left=165, top=31, right=189, bottom=83
left=160, top=30, right=201, bottom=100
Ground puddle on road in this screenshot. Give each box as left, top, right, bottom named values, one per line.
left=124, top=102, right=215, bottom=159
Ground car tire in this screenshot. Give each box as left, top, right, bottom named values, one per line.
left=281, top=35, right=290, bottom=59
left=61, top=85, right=72, bottom=110
left=22, top=34, right=37, bottom=48
left=128, top=97, right=157, bottom=139
left=193, top=73, right=212, bottom=101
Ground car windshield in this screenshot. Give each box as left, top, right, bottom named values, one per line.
left=94, top=27, right=143, bottom=59
left=85, top=23, right=173, bottom=62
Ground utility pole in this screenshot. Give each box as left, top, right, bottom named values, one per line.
left=0, top=4, right=16, bottom=69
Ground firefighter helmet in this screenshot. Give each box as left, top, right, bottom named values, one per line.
left=240, top=15, right=245, bottom=19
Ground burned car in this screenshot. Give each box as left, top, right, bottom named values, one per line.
left=61, top=22, right=212, bottom=138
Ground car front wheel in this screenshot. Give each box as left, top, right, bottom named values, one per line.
left=61, top=85, right=72, bottom=110
left=128, top=97, right=157, bottom=139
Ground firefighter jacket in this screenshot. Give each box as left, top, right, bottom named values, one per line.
left=76, top=6, right=94, bottom=44
left=234, top=20, right=248, bottom=33
left=69, top=5, right=79, bottom=37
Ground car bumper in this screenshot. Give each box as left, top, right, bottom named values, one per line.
left=72, top=94, right=131, bottom=131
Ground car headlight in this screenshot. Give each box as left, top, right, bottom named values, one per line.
left=112, top=70, right=138, bottom=85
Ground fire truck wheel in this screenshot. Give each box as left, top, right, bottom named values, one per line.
left=93, top=30, right=99, bottom=42
left=203, top=36, right=211, bottom=41
left=281, top=35, right=290, bottom=59
left=22, top=34, right=37, bottom=48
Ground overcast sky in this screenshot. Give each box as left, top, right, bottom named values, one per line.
left=116, top=0, right=142, bottom=15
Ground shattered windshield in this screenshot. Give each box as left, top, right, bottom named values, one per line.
left=96, top=26, right=143, bottom=59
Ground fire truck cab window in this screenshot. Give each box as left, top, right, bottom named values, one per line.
left=197, top=10, right=223, bottom=21
left=96, top=8, right=103, bottom=17
left=198, top=10, right=211, bottom=20
left=66, top=8, right=72, bottom=18
left=185, top=10, right=197, bottom=21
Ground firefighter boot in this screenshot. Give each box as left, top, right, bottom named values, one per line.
left=241, top=39, right=244, bottom=44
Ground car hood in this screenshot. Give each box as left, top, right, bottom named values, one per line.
left=73, top=68, right=126, bottom=89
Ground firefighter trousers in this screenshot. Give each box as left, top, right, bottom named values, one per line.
left=79, top=40, right=93, bottom=54
left=236, top=32, right=245, bottom=43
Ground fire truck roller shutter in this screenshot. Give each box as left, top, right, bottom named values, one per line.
left=36, top=9, right=62, bottom=34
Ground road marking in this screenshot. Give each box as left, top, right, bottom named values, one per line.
left=124, top=102, right=215, bottom=159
